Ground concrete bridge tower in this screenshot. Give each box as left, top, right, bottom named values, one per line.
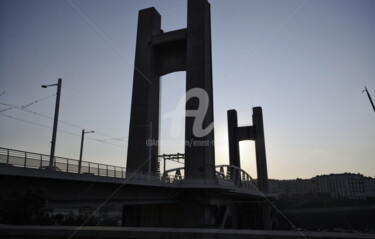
left=126, top=0, right=215, bottom=181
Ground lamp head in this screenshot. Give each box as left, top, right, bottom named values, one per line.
left=41, top=85, right=47, bottom=88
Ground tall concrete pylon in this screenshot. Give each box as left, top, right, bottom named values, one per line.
left=126, top=0, right=215, bottom=181
left=227, top=107, right=269, bottom=192
left=227, top=107, right=271, bottom=229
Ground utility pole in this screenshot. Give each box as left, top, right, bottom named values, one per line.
left=363, top=86, right=375, bottom=112
left=78, top=130, right=94, bottom=174
left=42, top=78, right=62, bottom=170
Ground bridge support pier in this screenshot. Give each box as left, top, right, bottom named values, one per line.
left=227, top=107, right=271, bottom=229
left=122, top=190, right=223, bottom=228
left=126, top=0, right=215, bottom=181
left=121, top=188, right=272, bottom=229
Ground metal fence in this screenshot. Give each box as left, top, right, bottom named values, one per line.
left=161, top=165, right=259, bottom=191
left=215, top=164, right=259, bottom=191
left=0, top=147, right=126, bottom=178
left=0, top=147, right=259, bottom=192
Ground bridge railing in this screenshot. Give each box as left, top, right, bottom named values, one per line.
left=0, top=147, right=259, bottom=192
left=160, top=165, right=259, bottom=191
left=161, top=167, right=185, bottom=183
left=215, top=165, right=259, bottom=191
left=0, top=147, right=126, bottom=178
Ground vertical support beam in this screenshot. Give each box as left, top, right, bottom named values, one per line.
left=126, top=8, right=162, bottom=175
left=252, top=107, right=271, bottom=230
left=163, top=157, right=166, bottom=174
left=185, top=0, right=215, bottom=180
left=227, top=110, right=241, bottom=185
left=227, top=110, right=240, bottom=168
left=252, top=107, right=268, bottom=193
left=6, top=149, right=9, bottom=165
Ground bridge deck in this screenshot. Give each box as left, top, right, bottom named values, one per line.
left=0, top=164, right=273, bottom=198
left=0, top=146, right=273, bottom=198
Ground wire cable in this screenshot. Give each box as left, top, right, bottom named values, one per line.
left=0, top=102, right=127, bottom=143
left=0, top=112, right=124, bottom=149
left=0, top=94, right=56, bottom=113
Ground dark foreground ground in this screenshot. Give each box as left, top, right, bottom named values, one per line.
left=1, top=225, right=375, bottom=239
left=275, top=196, right=375, bottom=232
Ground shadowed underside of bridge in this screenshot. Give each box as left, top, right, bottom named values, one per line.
left=0, top=164, right=273, bottom=229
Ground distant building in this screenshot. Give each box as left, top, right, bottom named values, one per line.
left=269, top=178, right=317, bottom=196
left=314, top=173, right=366, bottom=199
left=365, top=176, right=375, bottom=198
left=269, top=173, right=375, bottom=199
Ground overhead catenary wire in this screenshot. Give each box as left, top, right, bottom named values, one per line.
left=0, top=97, right=127, bottom=143
left=0, top=112, right=80, bottom=137
left=0, top=112, right=125, bottom=149
left=0, top=94, right=56, bottom=113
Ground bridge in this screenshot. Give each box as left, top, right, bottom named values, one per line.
left=0, top=0, right=274, bottom=230
left=0, top=147, right=273, bottom=228
left=0, top=0, right=318, bottom=233
left=0, top=147, right=259, bottom=192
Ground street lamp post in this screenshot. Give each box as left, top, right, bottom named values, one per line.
left=363, top=86, right=375, bottom=112
left=42, top=78, right=62, bottom=171
left=78, top=130, right=94, bottom=174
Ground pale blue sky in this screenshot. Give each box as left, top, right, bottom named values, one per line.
left=0, top=0, right=374, bottom=179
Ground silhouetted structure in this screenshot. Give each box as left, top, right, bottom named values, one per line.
left=0, top=0, right=270, bottom=230
left=126, top=0, right=215, bottom=181
left=122, top=0, right=275, bottom=230
left=227, top=107, right=269, bottom=192
left=227, top=107, right=271, bottom=228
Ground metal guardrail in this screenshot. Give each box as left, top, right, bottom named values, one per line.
left=0, top=147, right=126, bottom=178
left=0, top=147, right=259, bottom=191
left=0, top=147, right=183, bottom=183
left=161, top=165, right=259, bottom=191
left=215, top=164, right=259, bottom=191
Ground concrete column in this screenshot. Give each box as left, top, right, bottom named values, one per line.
left=227, top=110, right=241, bottom=185
left=253, top=107, right=271, bottom=230
left=185, top=0, right=215, bottom=181
left=253, top=107, right=268, bottom=193
left=126, top=8, right=162, bottom=175
left=227, top=110, right=241, bottom=168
